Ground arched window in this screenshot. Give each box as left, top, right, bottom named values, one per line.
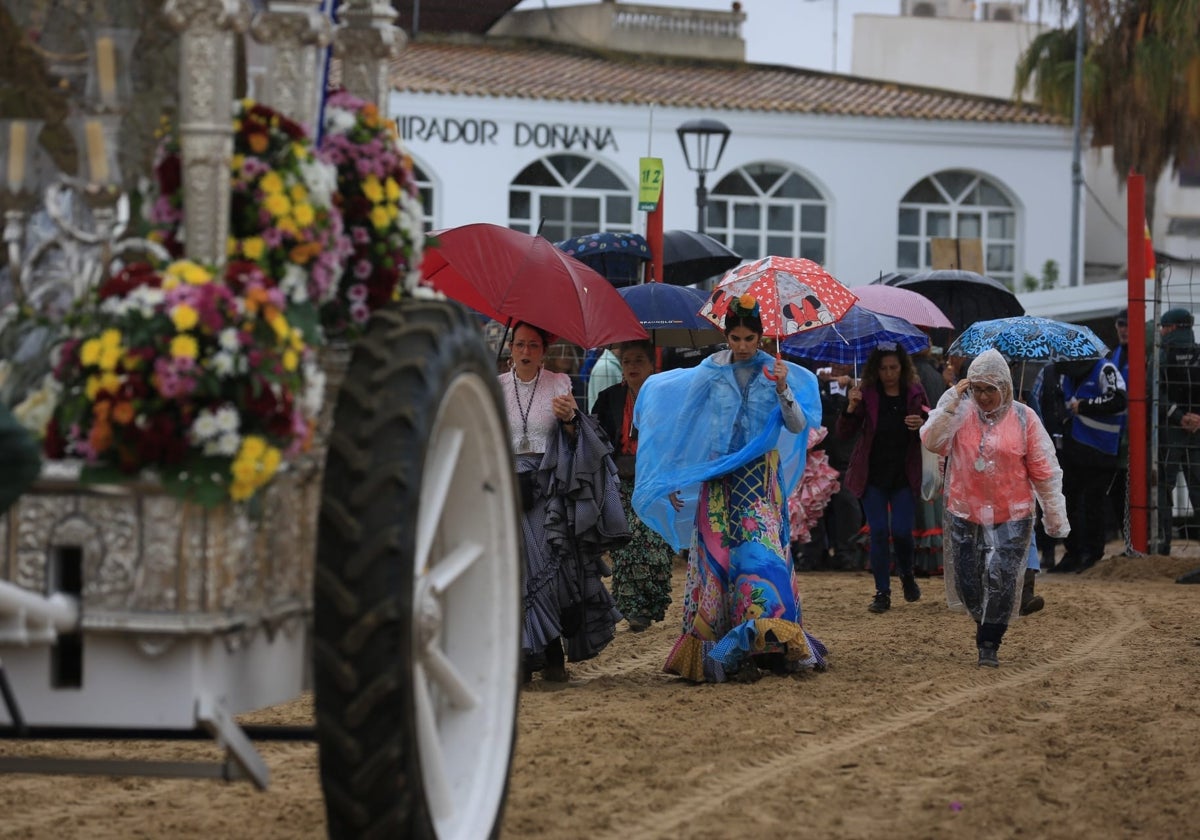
left=896, top=170, right=1018, bottom=285
left=410, top=159, right=436, bottom=232
left=707, top=163, right=829, bottom=265
left=509, top=154, right=635, bottom=241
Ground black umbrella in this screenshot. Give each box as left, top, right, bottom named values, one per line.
left=661, top=229, right=742, bottom=286
left=887, top=269, right=1024, bottom=335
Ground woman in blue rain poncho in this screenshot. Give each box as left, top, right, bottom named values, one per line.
left=632, top=294, right=826, bottom=682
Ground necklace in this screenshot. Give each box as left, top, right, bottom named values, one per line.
left=512, top=369, right=541, bottom=451
left=975, top=418, right=993, bottom=472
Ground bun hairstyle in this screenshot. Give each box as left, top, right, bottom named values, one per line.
left=724, top=293, right=763, bottom=337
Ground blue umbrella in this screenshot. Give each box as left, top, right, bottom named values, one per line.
left=780, top=304, right=929, bottom=370
left=555, top=232, right=651, bottom=288
left=617, top=283, right=724, bottom=348
left=948, top=315, right=1108, bottom=362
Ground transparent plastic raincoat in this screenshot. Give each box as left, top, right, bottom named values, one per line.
left=920, top=350, right=1068, bottom=627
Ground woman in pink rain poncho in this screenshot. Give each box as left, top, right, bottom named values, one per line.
left=919, top=349, right=1068, bottom=667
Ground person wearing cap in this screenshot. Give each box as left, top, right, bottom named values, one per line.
left=1156, top=307, right=1200, bottom=555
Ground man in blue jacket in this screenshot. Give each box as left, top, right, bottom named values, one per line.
left=1034, top=352, right=1127, bottom=573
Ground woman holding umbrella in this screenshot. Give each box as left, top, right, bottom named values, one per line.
left=837, top=344, right=929, bottom=614
left=502, top=322, right=624, bottom=685
left=633, top=294, right=827, bottom=683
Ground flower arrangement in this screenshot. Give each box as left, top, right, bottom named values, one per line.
left=318, top=90, right=426, bottom=335
left=44, top=259, right=325, bottom=506
left=148, top=100, right=351, bottom=345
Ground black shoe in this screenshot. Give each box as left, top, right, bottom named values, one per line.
left=627, top=615, right=651, bottom=633
left=977, top=646, right=1000, bottom=667
left=1048, top=554, right=1080, bottom=574
left=1074, top=555, right=1100, bottom=574
left=867, top=592, right=891, bottom=613
left=900, top=574, right=922, bottom=603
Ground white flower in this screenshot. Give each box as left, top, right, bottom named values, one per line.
left=211, top=352, right=235, bottom=378
left=191, top=410, right=219, bottom=442
left=219, top=328, right=240, bottom=352
left=214, top=405, right=240, bottom=434
left=281, top=264, right=310, bottom=304
left=298, top=157, right=338, bottom=209
left=324, top=107, right=357, bottom=136
left=205, top=431, right=240, bottom=458
left=301, top=359, right=326, bottom=419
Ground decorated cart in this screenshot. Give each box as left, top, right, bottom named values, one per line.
left=0, top=2, right=521, bottom=837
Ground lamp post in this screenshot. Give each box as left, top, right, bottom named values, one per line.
left=676, top=118, right=731, bottom=235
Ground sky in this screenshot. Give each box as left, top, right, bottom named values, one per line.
left=511, top=0, right=1066, bottom=75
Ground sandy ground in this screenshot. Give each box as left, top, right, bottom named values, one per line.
left=1, top=545, right=1199, bottom=839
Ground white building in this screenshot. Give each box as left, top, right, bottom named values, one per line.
left=390, top=9, right=1074, bottom=313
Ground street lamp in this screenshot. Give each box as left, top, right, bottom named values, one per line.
left=676, top=118, right=731, bottom=235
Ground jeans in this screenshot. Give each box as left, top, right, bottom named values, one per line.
left=862, top=483, right=916, bottom=594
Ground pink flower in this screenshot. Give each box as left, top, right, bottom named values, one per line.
left=741, top=515, right=759, bottom=534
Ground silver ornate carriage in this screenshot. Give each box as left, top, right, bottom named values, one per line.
left=0, top=3, right=522, bottom=837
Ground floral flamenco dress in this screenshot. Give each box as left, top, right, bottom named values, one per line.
left=633, top=350, right=829, bottom=682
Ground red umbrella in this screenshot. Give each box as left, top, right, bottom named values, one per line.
left=421, top=223, right=648, bottom=348
left=699, top=256, right=858, bottom=338
left=852, top=284, right=954, bottom=330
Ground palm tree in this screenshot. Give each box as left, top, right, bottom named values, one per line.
left=1014, top=0, right=1200, bottom=228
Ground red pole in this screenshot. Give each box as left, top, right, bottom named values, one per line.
left=646, top=176, right=664, bottom=285
left=1127, top=173, right=1148, bottom=552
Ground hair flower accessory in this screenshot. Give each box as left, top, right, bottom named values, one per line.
left=732, top=293, right=761, bottom=317
left=318, top=90, right=426, bottom=337
left=43, top=259, right=322, bottom=507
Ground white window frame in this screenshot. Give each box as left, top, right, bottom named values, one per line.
left=706, top=162, right=830, bottom=268
left=508, top=154, right=635, bottom=240
left=896, top=170, right=1019, bottom=285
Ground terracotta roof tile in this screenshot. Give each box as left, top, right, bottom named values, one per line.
left=389, top=39, right=1061, bottom=126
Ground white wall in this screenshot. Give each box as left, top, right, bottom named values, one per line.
left=392, top=91, right=1074, bottom=290
left=852, top=15, right=1047, bottom=99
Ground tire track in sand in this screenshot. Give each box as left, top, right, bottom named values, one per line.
left=593, top=587, right=1146, bottom=840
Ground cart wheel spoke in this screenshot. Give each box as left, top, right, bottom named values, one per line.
left=426, top=542, right=484, bottom=596
left=413, top=663, right=454, bottom=821
left=422, top=643, right=480, bottom=710
left=415, top=427, right=465, bottom=576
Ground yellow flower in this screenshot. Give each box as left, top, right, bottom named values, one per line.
left=231, top=153, right=245, bottom=172
left=289, top=183, right=308, bottom=203
left=276, top=217, right=299, bottom=237
left=260, top=171, right=284, bottom=195
left=98, top=346, right=122, bottom=373
left=167, top=260, right=212, bottom=286
left=85, top=375, right=102, bottom=400
left=85, top=372, right=122, bottom=400
left=293, top=202, right=315, bottom=227
left=170, top=304, right=199, bottom=332
left=289, top=328, right=305, bottom=352
left=230, top=480, right=255, bottom=501
left=261, top=446, right=281, bottom=477
left=80, top=338, right=102, bottom=367
left=291, top=142, right=308, bottom=160
left=170, top=334, right=199, bottom=360
left=239, top=435, right=266, bottom=461
left=242, top=237, right=266, bottom=260
left=369, top=205, right=391, bottom=231
left=265, top=193, right=291, bottom=218
left=361, top=175, right=384, bottom=204
left=282, top=349, right=298, bottom=372
left=226, top=236, right=238, bottom=257
left=231, top=459, right=258, bottom=484
left=266, top=309, right=290, bottom=341
left=385, top=177, right=401, bottom=202
left=100, top=329, right=122, bottom=349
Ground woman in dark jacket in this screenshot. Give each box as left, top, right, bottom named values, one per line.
left=591, top=340, right=672, bottom=631
left=836, top=344, right=928, bottom=614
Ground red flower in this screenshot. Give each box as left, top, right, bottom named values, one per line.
left=98, top=262, right=161, bottom=300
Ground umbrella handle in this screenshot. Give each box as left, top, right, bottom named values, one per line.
left=762, top=348, right=781, bottom=381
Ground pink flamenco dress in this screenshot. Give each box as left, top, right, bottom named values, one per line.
left=788, top=426, right=841, bottom=546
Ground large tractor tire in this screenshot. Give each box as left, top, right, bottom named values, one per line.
left=315, top=298, right=522, bottom=840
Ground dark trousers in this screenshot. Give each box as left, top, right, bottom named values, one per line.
left=1063, top=455, right=1116, bottom=564
left=1157, top=429, right=1200, bottom=553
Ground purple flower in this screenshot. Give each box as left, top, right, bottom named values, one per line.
left=347, top=283, right=368, bottom=302
left=353, top=259, right=372, bottom=280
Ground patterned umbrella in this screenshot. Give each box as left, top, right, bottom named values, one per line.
left=554, top=232, right=651, bottom=288
left=948, top=315, right=1108, bottom=362
left=851, top=284, right=954, bottom=330
left=699, top=256, right=858, bottom=339
left=781, top=304, right=930, bottom=367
